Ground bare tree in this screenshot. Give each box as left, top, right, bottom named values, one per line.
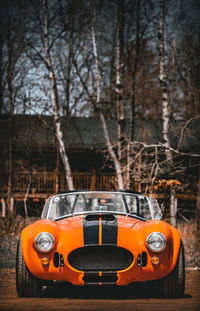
left=42, top=0, right=74, bottom=190
left=148, top=0, right=171, bottom=160
left=68, top=3, right=124, bottom=189
left=91, top=4, right=124, bottom=189
left=0, top=0, right=28, bottom=214
left=116, top=0, right=126, bottom=159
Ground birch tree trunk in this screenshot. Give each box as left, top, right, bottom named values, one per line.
left=43, top=0, right=74, bottom=191
left=24, top=176, right=31, bottom=218
left=128, top=0, right=141, bottom=189
left=66, top=45, right=72, bottom=117
left=130, top=0, right=140, bottom=142
left=99, top=112, right=124, bottom=189
left=91, top=11, right=101, bottom=106
left=1, top=198, right=6, bottom=217
left=158, top=0, right=171, bottom=161
left=69, top=6, right=124, bottom=190
left=116, top=0, right=126, bottom=159
left=170, top=188, right=177, bottom=227
left=149, top=0, right=171, bottom=160
left=91, top=10, right=124, bottom=189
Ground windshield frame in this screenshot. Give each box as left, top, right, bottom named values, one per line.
left=45, top=191, right=161, bottom=221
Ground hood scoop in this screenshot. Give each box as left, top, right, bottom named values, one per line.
left=84, top=214, right=116, bottom=222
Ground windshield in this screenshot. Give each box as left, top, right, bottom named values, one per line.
left=44, top=191, right=162, bottom=221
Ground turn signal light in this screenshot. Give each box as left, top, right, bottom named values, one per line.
left=41, top=257, right=49, bottom=266
left=151, top=256, right=160, bottom=265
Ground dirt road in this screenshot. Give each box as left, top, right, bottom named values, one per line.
left=0, top=268, right=199, bottom=311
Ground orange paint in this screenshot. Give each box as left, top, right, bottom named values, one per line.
left=99, top=217, right=102, bottom=245
left=21, top=214, right=181, bottom=286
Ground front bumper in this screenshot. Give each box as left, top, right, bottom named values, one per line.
left=31, top=245, right=173, bottom=286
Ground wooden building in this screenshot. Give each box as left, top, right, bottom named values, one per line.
left=0, top=114, right=199, bottom=216
left=0, top=115, right=165, bottom=198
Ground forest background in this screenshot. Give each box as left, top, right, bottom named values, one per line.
left=0, top=0, right=200, bottom=240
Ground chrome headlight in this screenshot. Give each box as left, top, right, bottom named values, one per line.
left=146, top=232, right=166, bottom=252
left=35, top=232, right=55, bottom=252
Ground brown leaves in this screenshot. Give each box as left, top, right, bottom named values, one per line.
left=154, top=179, right=181, bottom=190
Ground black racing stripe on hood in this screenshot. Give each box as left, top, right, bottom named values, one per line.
left=83, top=218, right=99, bottom=245
left=83, top=214, right=118, bottom=246
left=102, top=216, right=118, bottom=245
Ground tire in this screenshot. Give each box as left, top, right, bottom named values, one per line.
left=16, top=239, right=42, bottom=297
left=160, top=240, right=185, bottom=298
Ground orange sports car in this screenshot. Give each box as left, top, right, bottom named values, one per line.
left=16, top=190, right=185, bottom=298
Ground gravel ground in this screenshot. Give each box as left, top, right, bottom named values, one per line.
left=0, top=268, right=199, bottom=311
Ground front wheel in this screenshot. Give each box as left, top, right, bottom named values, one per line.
left=160, top=240, right=185, bottom=298
left=16, top=239, right=42, bottom=297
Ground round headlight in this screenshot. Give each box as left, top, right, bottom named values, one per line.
left=146, top=232, right=166, bottom=252
left=35, top=232, right=55, bottom=252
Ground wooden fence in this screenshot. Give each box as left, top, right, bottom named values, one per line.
left=1, top=172, right=197, bottom=202
left=9, top=172, right=118, bottom=198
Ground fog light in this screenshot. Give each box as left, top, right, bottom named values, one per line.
left=41, top=257, right=49, bottom=266
left=151, top=256, right=160, bottom=265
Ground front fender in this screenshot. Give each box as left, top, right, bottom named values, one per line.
left=116, top=218, right=181, bottom=284
left=21, top=219, right=60, bottom=277
left=139, top=220, right=181, bottom=273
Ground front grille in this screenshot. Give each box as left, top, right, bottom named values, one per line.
left=68, top=245, right=133, bottom=271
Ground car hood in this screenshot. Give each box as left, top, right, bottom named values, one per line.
left=56, top=212, right=143, bottom=229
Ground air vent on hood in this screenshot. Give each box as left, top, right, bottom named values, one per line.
left=84, top=214, right=116, bottom=221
